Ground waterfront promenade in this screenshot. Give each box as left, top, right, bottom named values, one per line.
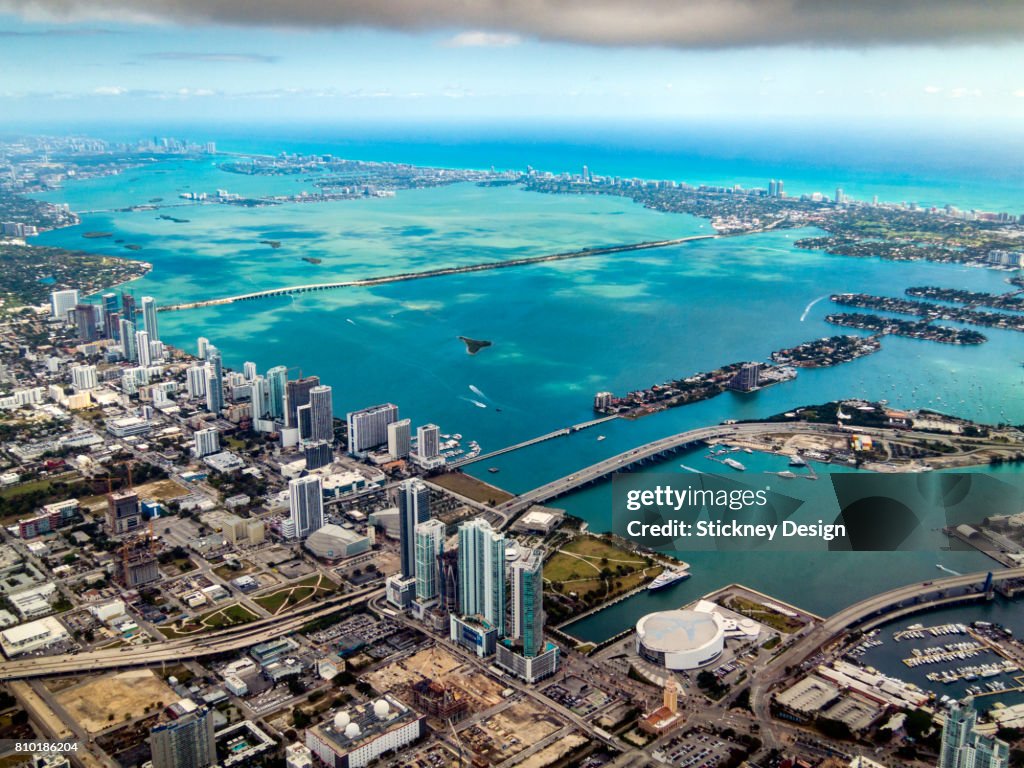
left=157, top=235, right=716, bottom=312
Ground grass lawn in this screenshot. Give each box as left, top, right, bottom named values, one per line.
left=429, top=472, right=514, bottom=504
left=726, top=597, right=804, bottom=634
left=254, top=574, right=338, bottom=614
left=544, top=534, right=660, bottom=602
left=160, top=603, right=258, bottom=637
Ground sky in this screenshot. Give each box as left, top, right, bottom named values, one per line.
left=1, top=1, right=1023, bottom=126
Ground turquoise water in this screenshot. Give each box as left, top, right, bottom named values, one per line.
left=32, top=145, right=1024, bottom=642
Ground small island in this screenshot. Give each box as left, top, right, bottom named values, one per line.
left=82, top=231, right=113, bottom=239
left=301, top=256, right=322, bottom=264
left=260, top=240, right=282, bottom=249
left=458, top=336, right=492, bottom=355
left=158, top=214, right=190, bottom=223
left=124, top=244, right=143, bottom=251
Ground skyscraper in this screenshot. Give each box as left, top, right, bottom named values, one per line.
left=243, top=361, right=257, bottom=380
left=387, top=418, right=411, bottom=459
left=346, top=403, right=399, bottom=455
left=50, top=289, right=79, bottom=321
left=70, top=364, right=97, bottom=391
left=196, top=336, right=209, bottom=360
left=72, top=304, right=99, bottom=341
left=186, top=365, right=208, bottom=399
left=457, top=518, right=506, bottom=636
left=120, top=319, right=138, bottom=362
left=121, top=292, right=136, bottom=324
left=149, top=705, right=217, bottom=768
left=250, top=375, right=269, bottom=419
left=141, top=296, right=159, bottom=341
left=206, top=346, right=223, bottom=413
left=511, top=547, right=544, bottom=657
left=939, top=701, right=1009, bottom=768
left=308, top=385, right=334, bottom=443
left=288, top=475, right=324, bottom=539
left=398, top=479, right=431, bottom=579
left=285, top=375, right=320, bottom=429
left=101, top=293, right=119, bottom=339
left=136, top=330, right=151, bottom=366
left=416, top=423, right=440, bottom=459
left=266, top=365, right=287, bottom=421
left=414, top=519, right=445, bottom=601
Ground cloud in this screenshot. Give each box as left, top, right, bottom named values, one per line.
left=2, top=0, right=1024, bottom=48
left=0, top=26, right=118, bottom=36
left=142, top=51, right=279, bottom=63
left=443, top=30, right=521, bottom=47
left=93, top=85, right=128, bottom=95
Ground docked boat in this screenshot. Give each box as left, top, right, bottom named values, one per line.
left=647, top=568, right=690, bottom=591
left=487, top=467, right=500, bottom=474
left=789, top=455, right=807, bottom=467
left=723, top=457, right=746, bottom=471
left=597, top=435, right=606, bottom=441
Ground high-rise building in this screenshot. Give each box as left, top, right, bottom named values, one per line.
left=50, top=289, right=79, bottom=321
left=416, top=423, right=440, bottom=459
left=243, top=361, right=257, bottom=380
left=308, top=385, right=334, bottom=443
left=438, top=549, right=459, bottom=614
left=414, top=519, right=445, bottom=602
left=768, top=179, right=778, bottom=197
left=121, top=292, right=136, bottom=324
left=285, top=375, right=320, bottom=429
left=288, top=475, right=324, bottom=539
left=346, top=403, right=399, bottom=455
left=149, top=704, right=217, bottom=768
left=727, top=363, right=761, bottom=392
left=186, top=365, right=208, bottom=399
left=511, top=547, right=544, bottom=656
left=106, top=489, right=141, bottom=535
left=297, top=403, right=313, bottom=440
left=119, top=319, right=138, bottom=361
left=303, top=440, right=333, bottom=471
left=135, top=330, right=151, bottom=366
left=387, top=418, right=411, bottom=459
left=72, top=304, right=99, bottom=341
left=141, top=296, right=159, bottom=341
left=194, top=427, right=220, bottom=458
left=206, top=346, right=224, bottom=413
left=250, top=375, right=269, bottom=418
left=776, top=179, right=784, bottom=197
left=835, top=187, right=844, bottom=204
left=266, top=366, right=287, bottom=421
left=101, top=293, right=119, bottom=339
left=939, top=701, right=1010, bottom=768
left=398, top=479, right=431, bottom=579
left=457, top=518, right=506, bottom=636
left=196, top=336, right=209, bottom=360
left=70, top=364, right=97, bottom=392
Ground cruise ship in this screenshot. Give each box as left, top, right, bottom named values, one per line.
left=647, top=568, right=690, bottom=591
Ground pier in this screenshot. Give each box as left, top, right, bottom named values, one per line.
left=157, top=235, right=716, bottom=312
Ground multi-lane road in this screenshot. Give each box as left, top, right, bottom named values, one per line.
left=0, top=586, right=383, bottom=681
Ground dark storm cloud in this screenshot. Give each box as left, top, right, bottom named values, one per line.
left=2, top=0, right=1023, bottom=48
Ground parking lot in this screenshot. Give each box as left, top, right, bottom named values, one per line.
left=657, top=728, right=742, bottom=768
left=543, top=675, right=613, bottom=716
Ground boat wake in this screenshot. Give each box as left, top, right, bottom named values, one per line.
left=800, top=295, right=829, bottom=322
left=460, top=397, right=488, bottom=409
left=936, top=564, right=962, bottom=576
left=679, top=464, right=703, bottom=474
left=468, top=384, right=489, bottom=401
left=345, top=318, right=356, bottom=325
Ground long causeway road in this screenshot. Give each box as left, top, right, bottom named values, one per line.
left=157, top=234, right=716, bottom=312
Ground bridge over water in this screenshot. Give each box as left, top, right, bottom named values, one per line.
left=157, top=234, right=716, bottom=312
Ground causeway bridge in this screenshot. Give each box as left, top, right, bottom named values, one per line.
left=494, top=421, right=844, bottom=519
left=157, top=235, right=716, bottom=312
left=450, top=415, right=618, bottom=468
